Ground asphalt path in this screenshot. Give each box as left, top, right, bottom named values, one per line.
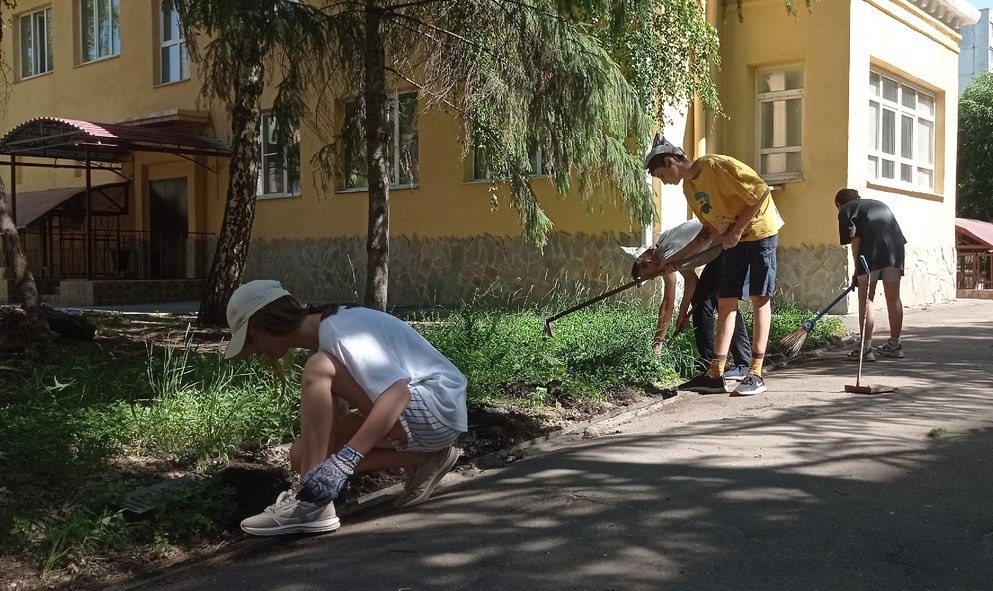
left=113, top=299, right=993, bottom=591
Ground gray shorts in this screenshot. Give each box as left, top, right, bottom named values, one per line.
left=387, top=383, right=461, bottom=452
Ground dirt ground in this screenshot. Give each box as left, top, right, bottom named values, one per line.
left=0, top=307, right=672, bottom=591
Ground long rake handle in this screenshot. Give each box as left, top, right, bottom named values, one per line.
left=802, top=284, right=856, bottom=330
left=544, top=277, right=646, bottom=326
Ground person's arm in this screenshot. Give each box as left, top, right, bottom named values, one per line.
left=722, top=189, right=770, bottom=249
left=297, top=379, right=411, bottom=504
left=674, top=269, right=698, bottom=333
left=343, top=379, right=411, bottom=455
left=653, top=272, right=677, bottom=351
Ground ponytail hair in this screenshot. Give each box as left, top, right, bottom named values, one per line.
left=248, top=295, right=357, bottom=338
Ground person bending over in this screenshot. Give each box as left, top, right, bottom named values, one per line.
left=225, top=280, right=467, bottom=536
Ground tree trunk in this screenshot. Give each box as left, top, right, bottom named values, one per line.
left=0, top=179, right=47, bottom=335
left=363, top=0, right=390, bottom=311
left=197, top=57, right=265, bottom=327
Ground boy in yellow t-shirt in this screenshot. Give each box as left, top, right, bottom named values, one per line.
left=644, top=134, right=784, bottom=396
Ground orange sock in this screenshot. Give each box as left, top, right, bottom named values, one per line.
left=749, top=354, right=765, bottom=377
left=706, top=356, right=727, bottom=378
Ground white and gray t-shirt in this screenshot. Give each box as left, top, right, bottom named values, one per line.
left=655, top=219, right=722, bottom=270
left=318, top=306, right=468, bottom=432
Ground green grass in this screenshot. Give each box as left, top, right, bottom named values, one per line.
left=0, top=292, right=845, bottom=581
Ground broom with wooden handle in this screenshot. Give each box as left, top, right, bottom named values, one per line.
left=779, top=284, right=856, bottom=357
left=781, top=255, right=870, bottom=357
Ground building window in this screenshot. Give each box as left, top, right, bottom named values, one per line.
left=258, top=113, right=301, bottom=198
left=19, top=7, right=53, bottom=79
left=867, top=71, right=935, bottom=191
left=160, top=0, right=189, bottom=83
left=343, top=92, right=419, bottom=189
left=473, top=140, right=551, bottom=180
left=80, top=0, right=120, bottom=63
left=757, top=65, right=803, bottom=183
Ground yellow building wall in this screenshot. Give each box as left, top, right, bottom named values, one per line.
left=253, top=106, right=641, bottom=242
left=708, top=0, right=958, bottom=307
left=852, top=0, right=961, bottom=250
left=5, top=1, right=641, bottom=242
left=4, top=0, right=230, bottom=235
left=711, top=0, right=854, bottom=249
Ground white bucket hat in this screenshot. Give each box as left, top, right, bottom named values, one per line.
left=224, top=279, right=291, bottom=359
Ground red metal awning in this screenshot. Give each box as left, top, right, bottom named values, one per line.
left=0, top=117, right=231, bottom=163
left=956, top=218, right=993, bottom=250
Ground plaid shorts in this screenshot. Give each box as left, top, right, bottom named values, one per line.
left=386, top=383, right=462, bottom=453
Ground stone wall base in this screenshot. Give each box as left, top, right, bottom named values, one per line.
left=1, top=279, right=205, bottom=307
left=244, top=235, right=957, bottom=312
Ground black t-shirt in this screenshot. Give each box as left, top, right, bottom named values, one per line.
left=838, top=199, right=906, bottom=272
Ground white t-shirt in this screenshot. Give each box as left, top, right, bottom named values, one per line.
left=318, top=306, right=468, bottom=431
left=654, top=219, right=722, bottom=271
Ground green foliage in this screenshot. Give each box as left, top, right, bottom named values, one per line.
left=0, top=341, right=289, bottom=579
left=958, top=72, right=993, bottom=221
left=112, top=344, right=299, bottom=463
left=767, top=294, right=845, bottom=351
left=422, top=296, right=692, bottom=404
left=1, top=295, right=845, bottom=580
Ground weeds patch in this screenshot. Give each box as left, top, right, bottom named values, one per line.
left=0, top=294, right=845, bottom=588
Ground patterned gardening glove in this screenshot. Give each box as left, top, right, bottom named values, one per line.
left=296, top=445, right=364, bottom=505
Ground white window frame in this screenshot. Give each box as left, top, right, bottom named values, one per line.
left=159, top=0, right=189, bottom=84
left=756, top=64, right=804, bottom=183
left=472, top=140, right=551, bottom=181
left=867, top=70, right=936, bottom=192
left=343, top=92, right=419, bottom=190
left=80, top=0, right=120, bottom=63
left=19, top=7, right=54, bottom=79
left=257, top=113, right=301, bottom=199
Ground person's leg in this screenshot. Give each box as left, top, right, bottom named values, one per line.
left=708, top=246, right=749, bottom=379
left=730, top=310, right=752, bottom=368
left=709, top=298, right=737, bottom=377
left=692, top=262, right=720, bottom=372
left=860, top=273, right=878, bottom=347
left=876, top=269, right=904, bottom=357
left=731, top=235, right=777, bottom=396
left=881, top=272, right=903, bottom=340
left=289, top=352, right=427, bottom=476
left=692, top=295, right=716, bottom=370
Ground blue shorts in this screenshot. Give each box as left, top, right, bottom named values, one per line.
left=719, top=234, right=778, bottom=299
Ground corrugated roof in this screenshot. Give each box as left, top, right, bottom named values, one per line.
left=0, top=117, right=231, bottom=163
left=955, top=218, right=993, bottom=249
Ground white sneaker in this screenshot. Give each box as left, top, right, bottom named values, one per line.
left=240, top=489, right=341, bottom=536
left=394, top=447, right=460, bottom=509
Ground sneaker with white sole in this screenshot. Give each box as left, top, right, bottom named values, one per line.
left=240, top=489, right=341, bottom=536
left=846, top=347, right=875, bottom=362
left=722, top=365, right=749, bottom=382
left=875, top=339, right=904, bottom=358
left=394, top=446, right=460, bottom=509
left=677, top=373, right=729, bottom=394
left=731, top=373, right=767, bottom=396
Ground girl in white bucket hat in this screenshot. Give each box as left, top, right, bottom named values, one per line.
left=225, top=280, right=467, bottom=536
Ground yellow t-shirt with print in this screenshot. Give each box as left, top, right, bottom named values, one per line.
left=682, top=154, right=784, bottom=241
